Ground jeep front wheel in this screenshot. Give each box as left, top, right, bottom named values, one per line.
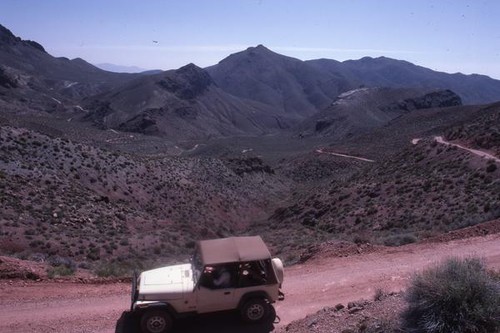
left=240, top=298, right=269, bottom=323
left=140, top=310, right=173, bottom=333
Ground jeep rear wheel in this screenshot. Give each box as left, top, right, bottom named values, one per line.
left=140, top=310, right=172, bottom=333
left=240, top=298, right=270, bottom=323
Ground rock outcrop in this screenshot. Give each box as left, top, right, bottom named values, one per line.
left=380, top=89, right=462, bottom=112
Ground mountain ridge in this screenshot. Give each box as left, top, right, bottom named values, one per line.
left=295, top=87, right=463, bottom=140
left=308, top=55, right=500, bottom=104
left=207, top=45, right=355, bottom=119
left=82, top=63, right=285, bottom=140
left=0, top=24, right=138, bottom=113
left=0, top=22, right=499, bottom=268
left=2, top=23, right=500, bottom=142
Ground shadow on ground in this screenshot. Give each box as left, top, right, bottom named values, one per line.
left=115, top=307, right=276, bottom=333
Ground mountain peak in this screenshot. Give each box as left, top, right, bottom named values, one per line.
left=176, top=63, right=211, bottom=81
left=163, top=63, right=213, bottom=99
left=353, top=56, right=405, bottom=65
left=0, top=24, right=19, bottom=44
left=177, top=62, right=203, bottom=72
left=0, top=24, right=46, bottom=53
left=243, top=44, right=276, bottom=56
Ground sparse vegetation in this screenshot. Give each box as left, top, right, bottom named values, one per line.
left=0, top=78, right=499, bottom=268
left=47, top=265, right=75, bottom=278
left=46, top=255, right=76, bottom=278
left=93, top=261, right=130, bottom=278
left=403, top=257, right=500, bottom=333
left=0, top=125, right=284, bottom=263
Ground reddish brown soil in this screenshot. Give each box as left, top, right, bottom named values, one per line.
left=277, top=292, right=406, bottom=333
left=0, top=228, right=499, bottom=333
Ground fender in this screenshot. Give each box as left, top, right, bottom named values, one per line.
left=237, top=291, right=271, bottom=308
left=133, top=302, right=178, bottom=317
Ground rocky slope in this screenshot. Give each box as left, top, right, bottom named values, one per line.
left=209, top=45, right=500, bottom=121
left=83, top=63, right=284, bottom=140
left=207, top=45, right=355, bottom=120
left=277, top=293, right=405, bottom=333
left=308, top=56, right=500, bottom=105
left=3, top=23, right=500, bottom=143
left=444, top=102, right=500, bottom=156
left=294, top=87, right=462, bottom=140
left=1, top=23, right=500, bottom=275
left=263, top=104, right=500, bottom=260
left=0, top=125, right=286, bottom=267
left=0, top=24, right=136, bottom=113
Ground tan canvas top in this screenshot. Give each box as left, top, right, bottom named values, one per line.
left=197, top=236, right=271, bottom=265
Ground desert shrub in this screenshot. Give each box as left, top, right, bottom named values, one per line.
left=47, top=265, right=75, bottom=278
left=94, top=261, right=129, bottom=277
left=383, top=233, right=417, bottom=246
left=46, top=255, right=76, bottom=278
left=94, top=260, right=144, bottom=277
left=28, top=252, right=47, bottom=262
left=47, top=255, right=76, bottom=269
left=87, top=247, right=100, bottom=260
left=488, top=269, right=500, bottom=281
left=403, top=257, right=500, bottom=333
left=353, top=233, right=372, bottom=245
left=78, top=261, right=91, bottom=269
left=373, top=288, right=385, bottom=301
left=485, top=162, right=497, bottom=173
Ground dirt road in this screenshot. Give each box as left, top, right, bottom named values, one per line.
left=412, top=136, right=499, bottom=162
left=315, top=148, right=375, bottom=163
left=0, top=233, right=499, bottom=333
left=434, top=136, right=500, bottom=162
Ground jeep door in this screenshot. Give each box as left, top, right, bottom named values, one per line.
left=196, top=285, right=238, bottom=313
left=196, top=264, right=239, bottom=313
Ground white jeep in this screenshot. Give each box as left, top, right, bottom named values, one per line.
left=131, top=236, right=285, bottom=333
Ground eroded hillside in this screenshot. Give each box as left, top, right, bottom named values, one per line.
left=263, top=105, right=500, bottom=261
left=1, top=24, right=500, bottom=274
left=0, top=126, right=286, bottom=266
left=445, top=102, right=500, bottom=155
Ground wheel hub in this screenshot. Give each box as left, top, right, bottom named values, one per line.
left=247, top=304, right=265, bottom=320
left=147, top=316, right=166, bottom=333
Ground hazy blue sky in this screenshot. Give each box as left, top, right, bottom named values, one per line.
left=1, top=0, right=499, bottom=78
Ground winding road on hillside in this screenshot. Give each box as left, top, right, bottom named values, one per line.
left=318, top=135, right=500, bottom=164
left=412, top=136, right=500, bottom=162
left=315, top=148, right=375, bottom=163
left=1, top=230, right=499, bottom=333
left=434, top=136, right=500, bottom=162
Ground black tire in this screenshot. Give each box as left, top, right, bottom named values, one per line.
left=140, top=310, right=173, bottom=333
left=240, top=298, right=270, bottom=323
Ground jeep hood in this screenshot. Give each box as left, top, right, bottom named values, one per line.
left=138, top=263, right=194, bottom=300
